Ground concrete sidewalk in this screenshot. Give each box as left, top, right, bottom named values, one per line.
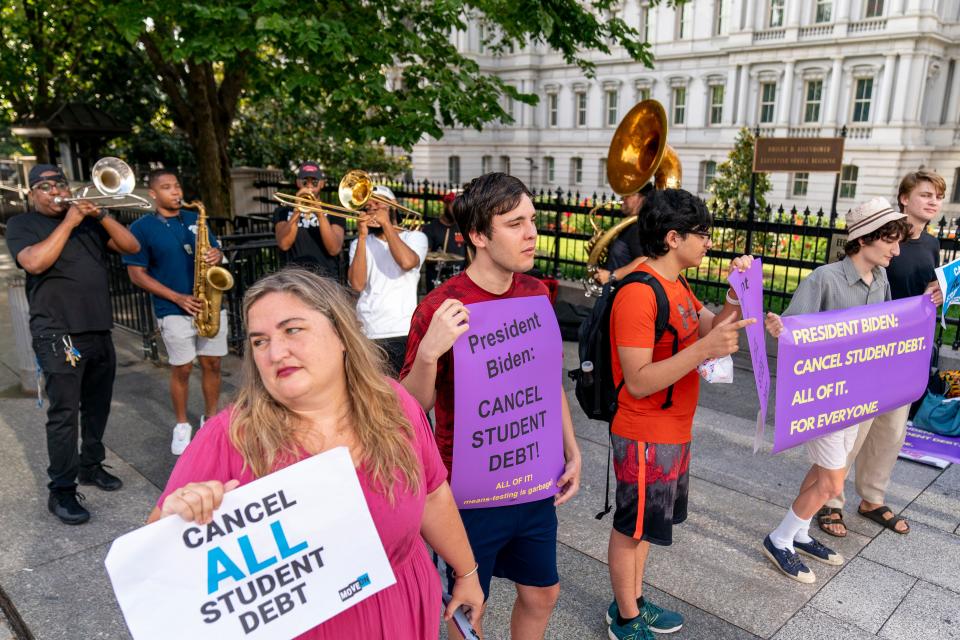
left=0, top=261, right=958, bottom=638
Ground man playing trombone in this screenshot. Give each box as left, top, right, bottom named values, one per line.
left=4, top=164, right=140, bottom=525
left=273, top=162, right=345, bottom=280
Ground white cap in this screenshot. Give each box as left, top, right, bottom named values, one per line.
left=372, top=185, right=397, bottom=202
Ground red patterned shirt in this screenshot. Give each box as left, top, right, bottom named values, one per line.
left=400, top=272, right=550, bottom=474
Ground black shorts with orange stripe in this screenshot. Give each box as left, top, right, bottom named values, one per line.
left=611, top=435, right=691, bottom=545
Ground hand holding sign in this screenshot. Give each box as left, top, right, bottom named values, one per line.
left=160, top=479, right=241, bottom=525
left=765, top=312, right=785, bottom=338
left=420, top=298, right=470, bottom=363
left=554, top=447, right=582, bottom=506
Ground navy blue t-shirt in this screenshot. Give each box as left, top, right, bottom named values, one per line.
left=123, top=210, right=220, bottom=318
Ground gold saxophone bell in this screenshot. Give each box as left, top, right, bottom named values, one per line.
left=181, top=200, right=234, bottom=338
left=583, top=100, right=683, bottom=297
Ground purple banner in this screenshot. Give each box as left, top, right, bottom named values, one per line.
left=728, top=259, right=771, bottom=453
left=774, top=296, right=935, bottom=453
left=901, top=426, right=960, bottom=466
left=451, top=296, right=564, bottom=509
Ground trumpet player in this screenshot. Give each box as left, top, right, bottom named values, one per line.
left=124, top=169, right=225, bottom=456
left=5, top=164, right=140, bottom=525
left=273, top=162, right=345, bottom=280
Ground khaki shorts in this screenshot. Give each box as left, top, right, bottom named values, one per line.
left=157, top=310, right=228, bottom=366
left=805, top=424, right=860, bottom=470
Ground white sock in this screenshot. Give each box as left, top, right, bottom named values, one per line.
left=794, top=519, right=814, bottom=544
left=770, top=508, right=807, bottom=551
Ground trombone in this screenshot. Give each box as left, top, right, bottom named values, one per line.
left=2, top=158, right=151, bottom=209
left=272, top=169, right=424, bottom=231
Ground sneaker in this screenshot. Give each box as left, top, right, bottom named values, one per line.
left=608, top=615, right=655, bottom=640
left=171, top=423, right=192, bottom=455
left=794, top=536, right=844, bottom=566
left=762, top=535, right=815, bottom=583
left=48, top=489, right=90, bottom=525
left=606, top=599, right=684, bottom=633
left=78, top=463, right=123, bottom=491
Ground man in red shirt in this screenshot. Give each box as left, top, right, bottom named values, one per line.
left=400, top=172, right=581, bottom=639
left=607, top=189, right=753, bottom=639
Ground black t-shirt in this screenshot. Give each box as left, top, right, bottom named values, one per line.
left=5, top=211, right=113, bottom=336
left=272, top=206, right=346, bottom=279
left=421, top=219, right=467, bottom=259
left=887, top=232, right=940, bottom=300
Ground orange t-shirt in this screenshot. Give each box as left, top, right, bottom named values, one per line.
left=610, top=264, right=703, bottom=443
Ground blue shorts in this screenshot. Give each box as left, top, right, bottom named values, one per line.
left=446, top=497, right=559, bottom=600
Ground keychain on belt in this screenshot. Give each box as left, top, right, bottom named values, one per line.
left=62, top=336, right=81, bottom=367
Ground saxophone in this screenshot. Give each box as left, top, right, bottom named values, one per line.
left=182, top=200, right=235, bottom=338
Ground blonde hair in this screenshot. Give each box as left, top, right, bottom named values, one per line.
left=229, top=268, right=421, bottom=499
left=897, top=170, right=946, bottom=211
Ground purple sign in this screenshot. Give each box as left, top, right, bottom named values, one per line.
left=774, top=296, right=935, bottom=453
left=728, top=259, right=770, bottom=453
left=451, top=296, right=564, bottom=509
left=901, top=426, right=960, bottom=466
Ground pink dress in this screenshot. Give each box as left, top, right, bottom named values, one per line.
left=157, top=380, right=447, bottom=639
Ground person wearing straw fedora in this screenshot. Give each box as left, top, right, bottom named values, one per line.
left=820, top=173, right=945, bottom=537
left=761, top=197, right=914, bottom=583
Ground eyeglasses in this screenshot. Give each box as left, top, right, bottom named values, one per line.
left=34, top=180, right=69, bottom=193
left=300, top=177, right=323, bottom=186
left=683, top=229, right=712, bottom=240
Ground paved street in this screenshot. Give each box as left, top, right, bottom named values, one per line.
left=0, top=251, right=958, bottom=639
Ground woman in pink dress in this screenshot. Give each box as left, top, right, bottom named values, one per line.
left=147, top=269, right=483, bottom=638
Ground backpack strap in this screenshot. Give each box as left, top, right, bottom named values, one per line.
left=632, top=274, right=677, bottom=410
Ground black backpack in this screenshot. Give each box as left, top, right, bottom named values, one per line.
left=567, top=270, right=690, bottom=517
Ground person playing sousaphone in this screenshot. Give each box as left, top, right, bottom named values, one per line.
left=148, top=269, right=483, bottom=638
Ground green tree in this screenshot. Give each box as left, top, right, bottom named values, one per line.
left=708, top=127, right=772, bottom=216
left=102, top=0, right=655, bottom=217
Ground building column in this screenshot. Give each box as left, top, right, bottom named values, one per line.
left=777, top=61, right=795, bottom=126
left=947, top=60, right=960, bottom=125
left=742, top=0, right=757, bottom=30
left=835, top=0, right=852, bottom=21
left=825, top=58, right=844, bottom=128
left=786, top=0, right=802, bottom=26
left=891, top=54, right=917, bottom=123
left=875, top=54, right=897, bottom=124
left=738, top=65, right=751, bottom=126
left=726, top=67, right=739, bottom=125
left=907, top=55, right=928, bottom=123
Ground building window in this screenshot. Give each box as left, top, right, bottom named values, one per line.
left=547, top=93, right=558, bottom=127
left=715, top=0, right=729, bottom=34
left=803, top=79, right=823, bottom=123
left=815, top=0, right=832, bottom=22
left=571, top=158, right=583, bottom=185
left=840, top=165, right=858, bottom=198
left=598, top=158, right=608, bottom=186
left=759, top=82, right=777, bottom=123
left=852, top=78, right=873, bottom=123
left=481, top=155, right=493, bottom=174
left=575, top=91, right=587, bottom=127
left=701, top=160, right=717, bottom=192
left=709, top=85, right=724, bottom=125
left=864, top=0, right=884, bottom=18
left=640, top=4, right=651, bottom=42
left=448, top=156, right=460, bottom=184
left=673, top=87, right=686, bottom=125
left=605, top=90, right=619, bottom=126
left=792, top=172, right=809, bottom=197
left=769, top=0, right=785, bottom=27
left=500, top=155, right=511, bottom=175
left=544, top=157, right=555, bottom=183
left=505, top=95, right=515, bottom=125
left=678, top=3, right=692, bottom=39
left=638, top=87, right=651, bottom=101
left=478, top=23, right=486, bottom=54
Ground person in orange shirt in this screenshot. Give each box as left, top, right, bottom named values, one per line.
left=606, top=189, right=754, bottom=640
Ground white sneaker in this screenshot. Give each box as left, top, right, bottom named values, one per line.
left=171, top=423, right=192, bottom=455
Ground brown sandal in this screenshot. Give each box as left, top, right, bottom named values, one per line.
left=858, top=505, right=910, bottom=534
left=816, top=507, right=848, bottom=538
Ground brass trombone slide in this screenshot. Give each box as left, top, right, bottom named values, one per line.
left=272, top=190, right=363, bottom=221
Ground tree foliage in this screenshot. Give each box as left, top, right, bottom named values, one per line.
left=708, top=127, right=772, bottom=215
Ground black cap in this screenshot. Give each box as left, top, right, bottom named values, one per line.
left=28, top=164, right=67, bottom=188
left=297, top=162, right=326, bottom=180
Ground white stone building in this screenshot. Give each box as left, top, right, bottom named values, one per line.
left=412, top=0, right=960, bottom=217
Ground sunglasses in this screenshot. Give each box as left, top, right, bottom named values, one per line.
left=34, top=180, right=69, bottom=193
left=300, top=177, right=323, bottom=186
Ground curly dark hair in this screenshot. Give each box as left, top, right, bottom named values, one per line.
left=633, top=189, right=713, bottom=258
left=844, top=218, right=912, bottom=255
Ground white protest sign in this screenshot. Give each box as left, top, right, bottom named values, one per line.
left=105, top=447, right=395, bottom=640
left=935, top=256, right=960, bottom=329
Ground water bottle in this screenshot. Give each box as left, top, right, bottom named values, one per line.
left=580, top=361, right=594, bottom=387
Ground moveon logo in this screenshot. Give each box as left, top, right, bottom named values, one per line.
left=338, top=573, right=371, bottom=601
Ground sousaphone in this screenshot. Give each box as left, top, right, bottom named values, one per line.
left=582, top=100, right=682, bottom=296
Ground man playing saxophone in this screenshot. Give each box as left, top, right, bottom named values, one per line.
left=124, top=169, right=226, bottom=455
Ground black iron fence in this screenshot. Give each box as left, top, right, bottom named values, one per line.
left=5, top=177, right=960, bottom=360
